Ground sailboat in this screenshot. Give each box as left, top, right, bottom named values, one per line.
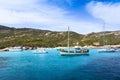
left=9, top=46, right=23, bottom=51
left=60, top=27, right=89, bottom=56
left=98, top=23, right=116, bottom=53
left=32, top=48, right=48, bottom=54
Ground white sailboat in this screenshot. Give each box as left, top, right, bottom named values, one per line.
left=9, top=46, right=23, bottom=51
left=32, top=48, right=48, bottom=54
left=98, top=23, right=116, bottom=53
left=60, top=27, right=89, bottom=56
left=98, top=47, right=116, bottom=53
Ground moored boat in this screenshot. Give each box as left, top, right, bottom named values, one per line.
left=9, top=47, right=23, bottom=51
left=98, top=48, right=116, bottom=53
left=60, top=27, right=89, bottom=56
left=32, top=48, right=48, bottom=54
left=98, top=23, right=116, bottom=53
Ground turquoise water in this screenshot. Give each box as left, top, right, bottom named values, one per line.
left=0, top=49, right=120, bottom=80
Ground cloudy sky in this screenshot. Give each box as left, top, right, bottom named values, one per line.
left=0, top=0, right=120, bottom=34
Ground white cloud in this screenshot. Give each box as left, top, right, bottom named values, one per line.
left=0, top=0, right=106, bottom=34
left=87, top=2, right=120, bottom=25
left=0, top=0, right=67, bottom=24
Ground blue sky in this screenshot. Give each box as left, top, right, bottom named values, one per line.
left=0, top=0, right=120, bottom=34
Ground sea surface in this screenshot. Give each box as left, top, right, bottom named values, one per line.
left=0, top=49, right=120, bottom=80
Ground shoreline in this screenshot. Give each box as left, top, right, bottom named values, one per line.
left=0, top=45, right=120, bottom=52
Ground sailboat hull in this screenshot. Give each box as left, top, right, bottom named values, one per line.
left=60, top=52, right=89, bottom=56
left=98, top=49, right=116, bottom=53
left=60, top=49, right=89, bottom=56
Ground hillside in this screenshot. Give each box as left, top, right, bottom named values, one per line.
left=0, top=25, right=120, bottom=48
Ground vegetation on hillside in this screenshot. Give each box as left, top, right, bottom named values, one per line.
left=0, top=25, right=120, bottom=49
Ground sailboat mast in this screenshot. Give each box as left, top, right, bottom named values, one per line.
left=103, top=22, right=105, bottom=46
left=68, top=26, right=70, bottom=53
